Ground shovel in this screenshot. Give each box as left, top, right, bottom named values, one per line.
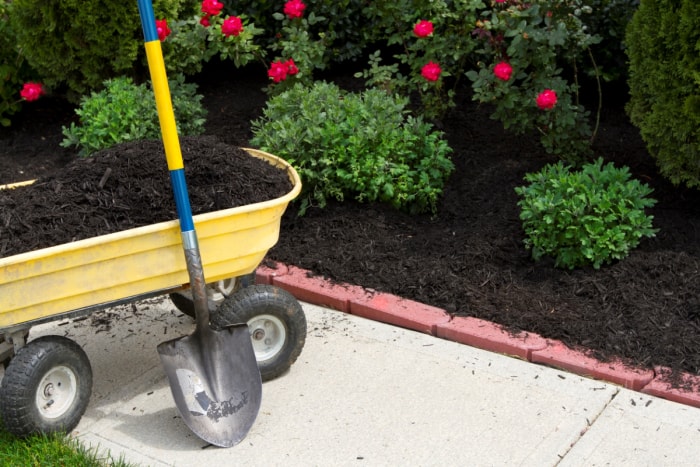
left=136, top=0, right=262, bottom=447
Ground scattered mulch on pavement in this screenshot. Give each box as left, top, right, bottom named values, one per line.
left=1, top=61, right=698, bottom=381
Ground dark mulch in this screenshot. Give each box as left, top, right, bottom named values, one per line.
left=0, top=137, right=291, bottom=255
left=1, top=61, right=698, bottom=382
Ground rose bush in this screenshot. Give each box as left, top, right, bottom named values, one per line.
left=162, top=0, right=326, bottom=94
left=466, top=0, right=601, bottom=163
left=357, top=0, right=484, bottom=118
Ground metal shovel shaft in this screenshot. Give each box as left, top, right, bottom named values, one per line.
left=136, top=0, right=262, bottom=447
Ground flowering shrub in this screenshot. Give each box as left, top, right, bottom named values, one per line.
left=162, top=0, right=326, bottom=93
left=357, top=0, right=484, bottom=118
left=162, top=1, right=263, bottom=76
left=251, top=82, right=454, bottom=215
left=61, top=75, right=206, bottom=157
left=264, top=0, right=329, bottom=93
left=222, top=0, right=369, bottom=64
left=515, top=158, right=658, bottom=269
left=466, top=0, right=601, bottom=163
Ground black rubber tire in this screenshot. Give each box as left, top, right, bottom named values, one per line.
left=211, top=285, right=307, bottom=382
left=169, top=273, right=255, bottom=318
left=0, top=335, right=92, bottom=438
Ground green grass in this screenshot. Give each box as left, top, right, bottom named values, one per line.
left=0, top=419, right=137, bottom=467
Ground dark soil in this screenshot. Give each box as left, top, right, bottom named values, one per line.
left=1, top=61, right=698, bottom=381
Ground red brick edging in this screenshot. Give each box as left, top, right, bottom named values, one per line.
left=257, top=262, right=700, bottom=409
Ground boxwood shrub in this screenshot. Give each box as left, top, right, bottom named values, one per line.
left=515, top=158, right=658, bottom=269
left=251, top=81, right=454, bottom=215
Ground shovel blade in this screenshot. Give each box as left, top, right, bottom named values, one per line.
left=157, top=323, right=262, bottom=447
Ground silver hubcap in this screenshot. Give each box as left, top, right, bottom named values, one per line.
left=248, top=314, right=286, bottom=362
left=36, top=366, right=78, bottom=419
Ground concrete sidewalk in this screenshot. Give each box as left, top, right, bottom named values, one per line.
left=27, top=298, right=700, bottom=466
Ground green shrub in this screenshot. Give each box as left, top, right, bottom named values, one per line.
left=8, top=0, right=195, bottom=100
left=250, top=81, right=454, bottom=215
left=515, top=158, right=658, bottom=269
left=61, top=75, right=206, bottom=157
left=625, top=0, right=700, bottom=189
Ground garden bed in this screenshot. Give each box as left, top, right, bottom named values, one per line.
left=1, top=62, right=698, bottom=380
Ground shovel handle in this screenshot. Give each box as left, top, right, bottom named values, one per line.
left=136, top=0, right=210, bottom=326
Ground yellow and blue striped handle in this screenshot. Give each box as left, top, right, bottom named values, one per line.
left=137, top=0, right=194, bottom=234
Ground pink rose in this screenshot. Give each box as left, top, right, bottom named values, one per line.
left=221, top=16, right=244, bottom=37
left=200, top=15, right=211, bottom=27
left=285, top=58, right=299, bottom=75
left=283, top=0, right=306, bottom=19
left=19, top=82, right=44, bottom=102
left=268, top=61, right=288, bottom=83
left=421, top=61, right=442, bottom=82
left=413, top=20, right=434, bottom=38
left=201, top=0, right=223, bottom=17
left=495, top=0, right=506, bottom=3
left=536, top=89, right=558, bottom=110
left=156, top=19, right=171, bottom=41
left=493, top=61, right=513, bottom=81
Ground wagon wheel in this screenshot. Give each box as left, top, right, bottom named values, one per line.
left=211, top=285, right=307, bottom=382
left=169, top=273, right=256, bottom=318
left=0, top=335, right=92, bottom=437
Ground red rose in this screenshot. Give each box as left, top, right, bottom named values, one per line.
left=201, top=0, right=223, bottom=17
left=285, top=59, right=299, bottom=75
left=221, top=16, right=244, bottom=37
left=421, top=61, right=442, bottom=82
left=19, top=82, right=44, bottom=102
left=200, top=15, right=211, bottom=27
left=495, top=0, right=506, bottom=3
left=413, top=20, right=434, bottom=38
left=493, top=61, right=513, bottom=81
left=536, top=89, right=558, bottom=110
left=156, top=19, right=171, bottom=41
left=268, top=61, right=288, bottom=83
left=283, top=0, right=306, bottom=19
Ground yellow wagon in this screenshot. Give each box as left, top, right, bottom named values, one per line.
left=0, top=149, right=306, bottom=439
